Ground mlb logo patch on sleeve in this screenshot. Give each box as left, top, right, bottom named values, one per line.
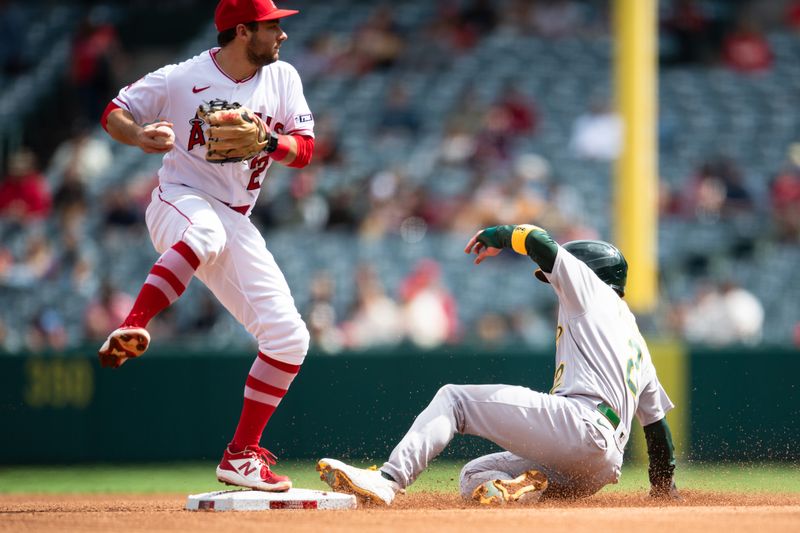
left=296, top=113, right=313, bottom=124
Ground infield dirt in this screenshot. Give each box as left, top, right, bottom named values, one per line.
left=2, top=492, right=799, bottom=532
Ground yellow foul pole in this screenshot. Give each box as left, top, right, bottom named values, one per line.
left=614, top=0, right=658, bottom=312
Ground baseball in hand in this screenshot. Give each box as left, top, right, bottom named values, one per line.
left=154, top=125, right=175, bottom=146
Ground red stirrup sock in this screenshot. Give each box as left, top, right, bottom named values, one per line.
left=122, top=241, right=200, bottom=328
left=230, top=352, right=301, bottom=451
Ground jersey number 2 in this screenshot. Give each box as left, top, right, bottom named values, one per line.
left=625, top=339, right=644, bottom=396
left=247, top=155, right=270, bottom=190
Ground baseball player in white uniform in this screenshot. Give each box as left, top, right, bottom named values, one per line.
left=98, top=0, right=314, bottom=491
left=319, top=224, right=679, bottom=504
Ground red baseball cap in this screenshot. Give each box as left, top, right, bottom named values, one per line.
left=214, top=0, right=299, bottom=32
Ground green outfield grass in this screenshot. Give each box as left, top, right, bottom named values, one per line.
left=0, top=461, right=798, bottom=494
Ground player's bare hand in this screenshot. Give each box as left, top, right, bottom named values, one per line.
left=464, top=230, right=502, bottom=265
left=137, top=121, right=175, bottom=153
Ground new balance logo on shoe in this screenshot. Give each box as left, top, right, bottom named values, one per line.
left=239, top=462, right=258, bottom=476
left=216, top=446, right=292, bottom=492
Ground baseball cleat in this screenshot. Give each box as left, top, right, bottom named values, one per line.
left=97, top=327, right=151, bottom=368
left=317, top=458, right=400, bottom=506
left=472, top=469, right=548, bottom=505
left=216, top=446, right=292, bottom=492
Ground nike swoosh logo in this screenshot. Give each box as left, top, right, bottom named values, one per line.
left=192, top=85, right=210, bottom=93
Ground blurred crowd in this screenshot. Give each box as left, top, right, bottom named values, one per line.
left=1, top=0, right=799, bottom=354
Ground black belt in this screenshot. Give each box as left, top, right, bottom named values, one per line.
left=597, top=402, right=620, bottom=429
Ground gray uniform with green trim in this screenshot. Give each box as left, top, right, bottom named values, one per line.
left=380, top=239, right=673, bottom=499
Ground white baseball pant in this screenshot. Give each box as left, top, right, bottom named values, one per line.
left=144, top=184, right=309, bottom=365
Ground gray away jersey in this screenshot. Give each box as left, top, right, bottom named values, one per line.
left=543, top=246, right=674, bottom=434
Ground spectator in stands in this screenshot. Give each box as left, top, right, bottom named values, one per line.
left=0, top=246, right=12, bottom=282
left=305, top=270, right=343, bottom=353
left=84, top=280, right=134, bottom=342
left=439, top=123, right=479, bottom=168
left=311, top=116, right=344, bottom=168
left=0, top=148, right=51, bottom=222
left=509, top=305, right=555, bottom=348
left=2, top=233, right=56, bottom=288
left=404, top=6, right=462, bottom=72
left=0, top=316, right=10, bottom=353
left=359, top=168, right=407, bottom=239
left=52, top=171, right=88, bottom=223
left=452, top=172, right=510, bottom=230
left=683, top=161, right=726, bottom=219
left=680, top=157, right=754, bottom=220
left=721, top=17, right=773, bottom=74
left=102, top=185, right=141, bottom=230
left=69, top=9, right=123, bottom=122
left=529, top=0, right=585, bottom=38
left=341, top=264, right=403, bottom=349
left=680, top=280, right=764, bottom=346
left=568, top=99, right=622, bottom=161
left=473, top=105, right=516, bottom=168
left=379, top=85, right=421, bottom=136
left=399, top=259, right=459, bottom=348
left=48, top=121, right=113, bottom=186
left=184, top=292, right=223, bottom=339
left=291, top=167, right=330, bottom=230
left=496, top=86, right=538, bottom=136
left=294, top=33, right=341, bottom=81
left=660, top=0, right=712, bottom=65
left=719, top=281, right=765, bottom=345
left=324, top=187, right=361, bottom=232
left=351, top=6, right=403, bottom=73
left=26, top=307, right=69, bottom=352
left=474, top=311, right=511, bottom=347
left=56, top=230, right=96, bottom=296
left=786, top=0, right=800, bottom=31
left=770, top=144, right=800, bottom=242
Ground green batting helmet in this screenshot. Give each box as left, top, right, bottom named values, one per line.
left=536, top=240, right=628, bottom=296
left=563, top=240, right=628, bottom=296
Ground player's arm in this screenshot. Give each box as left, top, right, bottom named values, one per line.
left=464, top=224, right=558, bottom=270
left=102, top=106, right=174, bottom=154
left=643, top=417, right=680, bottom=499
left=268, top=133, right=314, bottom=168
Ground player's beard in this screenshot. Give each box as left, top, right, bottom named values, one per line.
left=246, top=36, right=278, bottom=67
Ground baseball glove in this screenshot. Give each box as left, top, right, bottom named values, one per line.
left=197, top=99, right=270, bottom=163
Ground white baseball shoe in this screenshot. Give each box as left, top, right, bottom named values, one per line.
left=472, top=469, right=548, bottom=505
left=317, top=458, right=401, bottom=506
left=216, top=446, right=292, bottom=492
left=97, top=326, right=150, bottom=368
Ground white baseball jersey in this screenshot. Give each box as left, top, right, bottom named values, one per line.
left=543, top=246, right=674, bottom=434
left=112, top=48, right=315, bottom=209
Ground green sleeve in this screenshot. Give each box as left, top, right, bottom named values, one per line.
left=643, top=418, right=677, bottom=493
left=477, top=225, right=558, bottom=271
left=524, top=229, right=558, bottom=273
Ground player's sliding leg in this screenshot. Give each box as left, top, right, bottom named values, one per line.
left=194, top=212, right=309, bottom=492
left=321, top=384, right=527, bottom=505
left=319, top=384, right=619, bottom=505
left=316, top=459, right=403, bottom=505
left=460, top=452, right=549, bottom=505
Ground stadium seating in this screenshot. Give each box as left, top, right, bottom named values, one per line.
left=1, top=1, right=798, bottom=350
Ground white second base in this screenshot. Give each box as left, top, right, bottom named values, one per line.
left=185, top=488, right=357, bottom=511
